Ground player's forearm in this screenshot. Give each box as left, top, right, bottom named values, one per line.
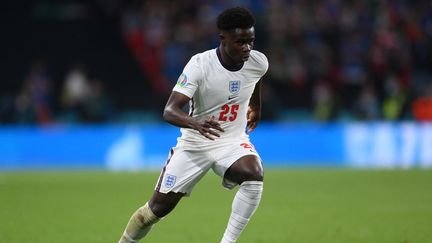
left=249, top=96, right=261, bottom=113
left=163, top=105, right=196, bottom=129
left=249, top=105, right=261, bottom=120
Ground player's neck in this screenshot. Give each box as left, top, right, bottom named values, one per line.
left=216, top=47, right=244, bottom=72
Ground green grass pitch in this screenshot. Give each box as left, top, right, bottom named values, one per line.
left=1, top=169, right=431, bottom=243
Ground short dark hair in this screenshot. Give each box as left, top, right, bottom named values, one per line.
left=216, top=7, right=255, bottom=31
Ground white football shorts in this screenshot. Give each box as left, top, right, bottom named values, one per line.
left=155, top=139, right=261, bottom=196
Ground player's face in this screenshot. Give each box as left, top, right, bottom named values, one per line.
left=221, top=27, right=255, bottom=64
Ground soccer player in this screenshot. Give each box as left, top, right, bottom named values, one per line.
left=119, top=6, right=268, bottom=243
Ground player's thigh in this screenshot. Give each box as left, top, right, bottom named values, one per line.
left=212, top=141, right=263, bottom=188
left=155, top=147, right=212, bottom=196
left=224, top=154, right=263, bottom=184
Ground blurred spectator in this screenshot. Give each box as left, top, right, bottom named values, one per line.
left=14, top=61, right=53, bottom=124
left=60, top=64, right=91, bottom=122
left=382, top=74, right=409, bottom=120
left=313, top=81, right=338, bottom=121
left=121, top=0, right=170, bottom=94
left=412, top=97, right=432, bottom=121
left=354, top=83, right=380, bottom=120
left=412, top=83, right=432, bottom=121
left=81, top=79, right=113, bottom=123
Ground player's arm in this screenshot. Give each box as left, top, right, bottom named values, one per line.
left=247, top=79, right=262, bottom=133
left=163, top=91, right=224, bottom=140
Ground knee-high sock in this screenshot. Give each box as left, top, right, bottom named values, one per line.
left=221, top=181, right=263, bottom=243
left=119, top=202, right=160, bottom=243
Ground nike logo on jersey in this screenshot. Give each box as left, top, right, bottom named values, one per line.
left=228, top=95, right=238, bottom=100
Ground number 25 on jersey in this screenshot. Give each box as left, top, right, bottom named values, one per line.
left=218, top=104, right=239, bottom=121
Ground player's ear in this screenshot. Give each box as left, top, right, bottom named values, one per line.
left=219, top=32, right=225, bottom=43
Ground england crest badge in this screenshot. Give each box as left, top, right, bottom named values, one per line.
left=165, top=174, right=176, bottom=188
left=229, top=81, right=241, bottom=95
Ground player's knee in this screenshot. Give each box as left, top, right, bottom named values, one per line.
left=148, top=201, right=174, bottom=218
left=239, top=164, right=264, bottom=183
left=148, top=192, right=183, bottom=218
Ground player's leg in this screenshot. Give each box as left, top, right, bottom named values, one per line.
left=118, top=191, right=184, bottom=243
left=119, top=147, right=184, bottom=243
left=119, top=146, right=211, bottom=243
left=221, top=154, right=264, bottom=243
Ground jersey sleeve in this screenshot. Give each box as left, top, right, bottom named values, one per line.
left=172, top=55, right=203, bottom=98
left=257, top=52, right=269, bottom=77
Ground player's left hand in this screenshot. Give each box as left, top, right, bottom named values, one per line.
left=246, top=106, right=260, bottom=133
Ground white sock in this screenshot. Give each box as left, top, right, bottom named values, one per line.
left=221, top=181, right=263, bottom=243
left=119, top=202, right=160, bottom=243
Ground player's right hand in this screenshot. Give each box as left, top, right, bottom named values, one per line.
left=193, top=116, right=224, bottom=140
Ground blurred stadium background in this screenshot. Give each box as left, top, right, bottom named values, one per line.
left=1, top=0, right=431, bottom=169
left=1, top=1, right=432, bottom=242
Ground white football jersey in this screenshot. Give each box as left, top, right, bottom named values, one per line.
left=172, top=48, right=268, bottom=145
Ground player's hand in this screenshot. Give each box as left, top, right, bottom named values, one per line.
left=194, top=116, right=224, bottom=140
left=247, top=106, right=260, bottom=133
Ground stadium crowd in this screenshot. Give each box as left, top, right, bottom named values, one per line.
left=121, top=0, right=432, bottom=122
left=1, top=0, right=432, bottom=124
